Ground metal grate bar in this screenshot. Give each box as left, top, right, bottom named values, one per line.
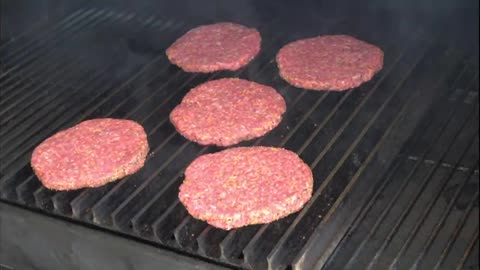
left=234, top=30, right=417, bottom=266
left=0, top=69, right=112, bottom=169
left=15, top=175, right=38, bottom=206
left=214, top=34, right=414, bottom=264
left=1, top=9, right=477, bottom=270
left=364, top=107, right=479, bottom=270
left=100, top=20, right=288, bottom=229
left=192, top=90, right=336, bottom=257
left=313, top=61, right=473, bottom=270
left=0, top=59, right=107, bottom=141
left=432, top=184, right=479, bottom=269
left=0, top=10, right=154, bottom=106
left=197, top=226, right=230, bottom=258
left=373, top=94, right=478, bottom=270
left=151, top=199, right=185, bottom=239
left=0, top=48, right=169, bottom=193
left=0, top=10, right=138, bottom=78
left=1, top=69, right=112, bottom=201
left=0, top=12, right=163, bottom=123
left=173, top=216, right=208, bottom=251
left=0, top=12, right=93, bottom=90
left=73, top=68, right=219, bottom=220
left=241, top=31, right=430, bottom=269
left=57, top=67, right=196, bottom=218
left=110, top=60, right=286, bottom=231
left=318, top=67, right=472, bottom=269
left=1, top=55, right=78, bottom=108
left=0, top=16, right=186, bottom=202
left=0, top=18, right=150, bottom=166
left=256, top=58, right=420, bottom=267
left=389, top=139, right=478, bottom=270
left=143, top=23, right=402, bottom=262
left=340, top=69, right=478, bottom=270
left=455, top=229, right=479, bottom=270
left=268, top=43, right=463, bottom=270
left=0, top=57, right=79, bottom=117
left=0, top=9, right=85, bottom=51
left=0, top=10, right=113, bottom=84
left=129, top=31, right=310, bottom=251
left=0, top=14, right=167, bottom=118
left=0, top=9, right=92, bottom=59
left=51, top=71, right=195, bottom=216
left=75, top=103, right=198, bottom=220
left=294, top=59, right=470, bottom=270
left=85, top=71, right=220, bottom=219
left=0, top=12, right=110, bottom=96
left=216, top=48, right=399, bottom=265
left=160, top=83, right=316, bottom=249
left=415, top=165, right=479, bottom=270
left=391, top=108, right=478, bottom=267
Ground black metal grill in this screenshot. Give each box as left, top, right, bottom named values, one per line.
left=0, top=8, right=478, bottom=270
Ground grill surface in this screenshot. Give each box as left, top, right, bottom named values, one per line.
left=1, top=7, right=478, bottom=270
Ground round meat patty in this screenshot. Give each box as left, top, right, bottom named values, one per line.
left=31, top=118, right=149, bottom=190
left=276, top=35, right=384, bottom=91
left=179, top=147, right=313, bottom=230
left=170, top=78, right=286, bottom=146
left=166, top=22, right=261, bottom=72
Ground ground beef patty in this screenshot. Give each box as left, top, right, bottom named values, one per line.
left=276, top=35, right=384, bottom=91
left=179, top=147, right=313, bottom=230
left=31, top=118, right=149, bottom=190
left=166, top=22, right=261, bottom=72
left=170, top=78, right=286, bottom=146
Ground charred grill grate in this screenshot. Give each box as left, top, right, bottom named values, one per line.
left=1, top=9, right=478, bottom=270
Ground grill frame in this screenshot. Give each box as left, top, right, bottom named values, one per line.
left=1, top=5, right=478, bottom=270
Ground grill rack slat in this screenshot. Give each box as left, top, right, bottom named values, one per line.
left=321, top=58, right=468, bottom=268
left=2, top=12, right=186, bottom=206
left=0, top=9, right=93, bottom=59
left=197, top=226, right=229, bottom=258
left=232, top=37, right=405, bottom=268
left=1, top=56, right=78, bottom=109
left=2, top=70, right=113, bottom=196
left=149, top=32, right=401, bottom=262
left=0, top=10, right=113, bottom=86
left=0, top=13, right=168, bottom=127
left=364, top=109, right=479, bottom=268
left=324, top=63, right=478, bottom=270
left=455, top=228, right=479, bottom=270
left=240, top=28, right=431, bottom=269
left=0, top=72, right=114, bottom=174
left=103, top=27, right=286, bottom=230
left=315, top=64, right=474, bottom=270
left=432, top=177, right=478, bottom=270
left=1, top=8, right=478, bottom=270
left=70, top=95, right=191, bottom=218
left=413, top=163, right=479, bottom=270
left=174, top=216, right=208, bottom=251
left=267, top=40, right=449, bottom=270
left=2, top=46, right=169, bottom=188
left=136, top=71, right=312, bottom=246
left=1, top=65, right=110, bottom=146
left=0, top=9, right=86, bottom=52
left=388, top=139, right=479, bottom=269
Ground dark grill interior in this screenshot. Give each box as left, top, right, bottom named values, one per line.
left=1, top=3, right=478, bottom=270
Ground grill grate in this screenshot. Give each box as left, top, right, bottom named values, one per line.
left=1, top=9, right=478, bottom=270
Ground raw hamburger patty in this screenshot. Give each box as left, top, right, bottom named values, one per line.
left=31, top=118, right=149, bottom=190
left=179, top=147, right=313, bottom=230
left=276, top=35, right=384, bottom=91
left=166, top=22, right=261, bottom=72
left=170, top=78, right=286, bottom=146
